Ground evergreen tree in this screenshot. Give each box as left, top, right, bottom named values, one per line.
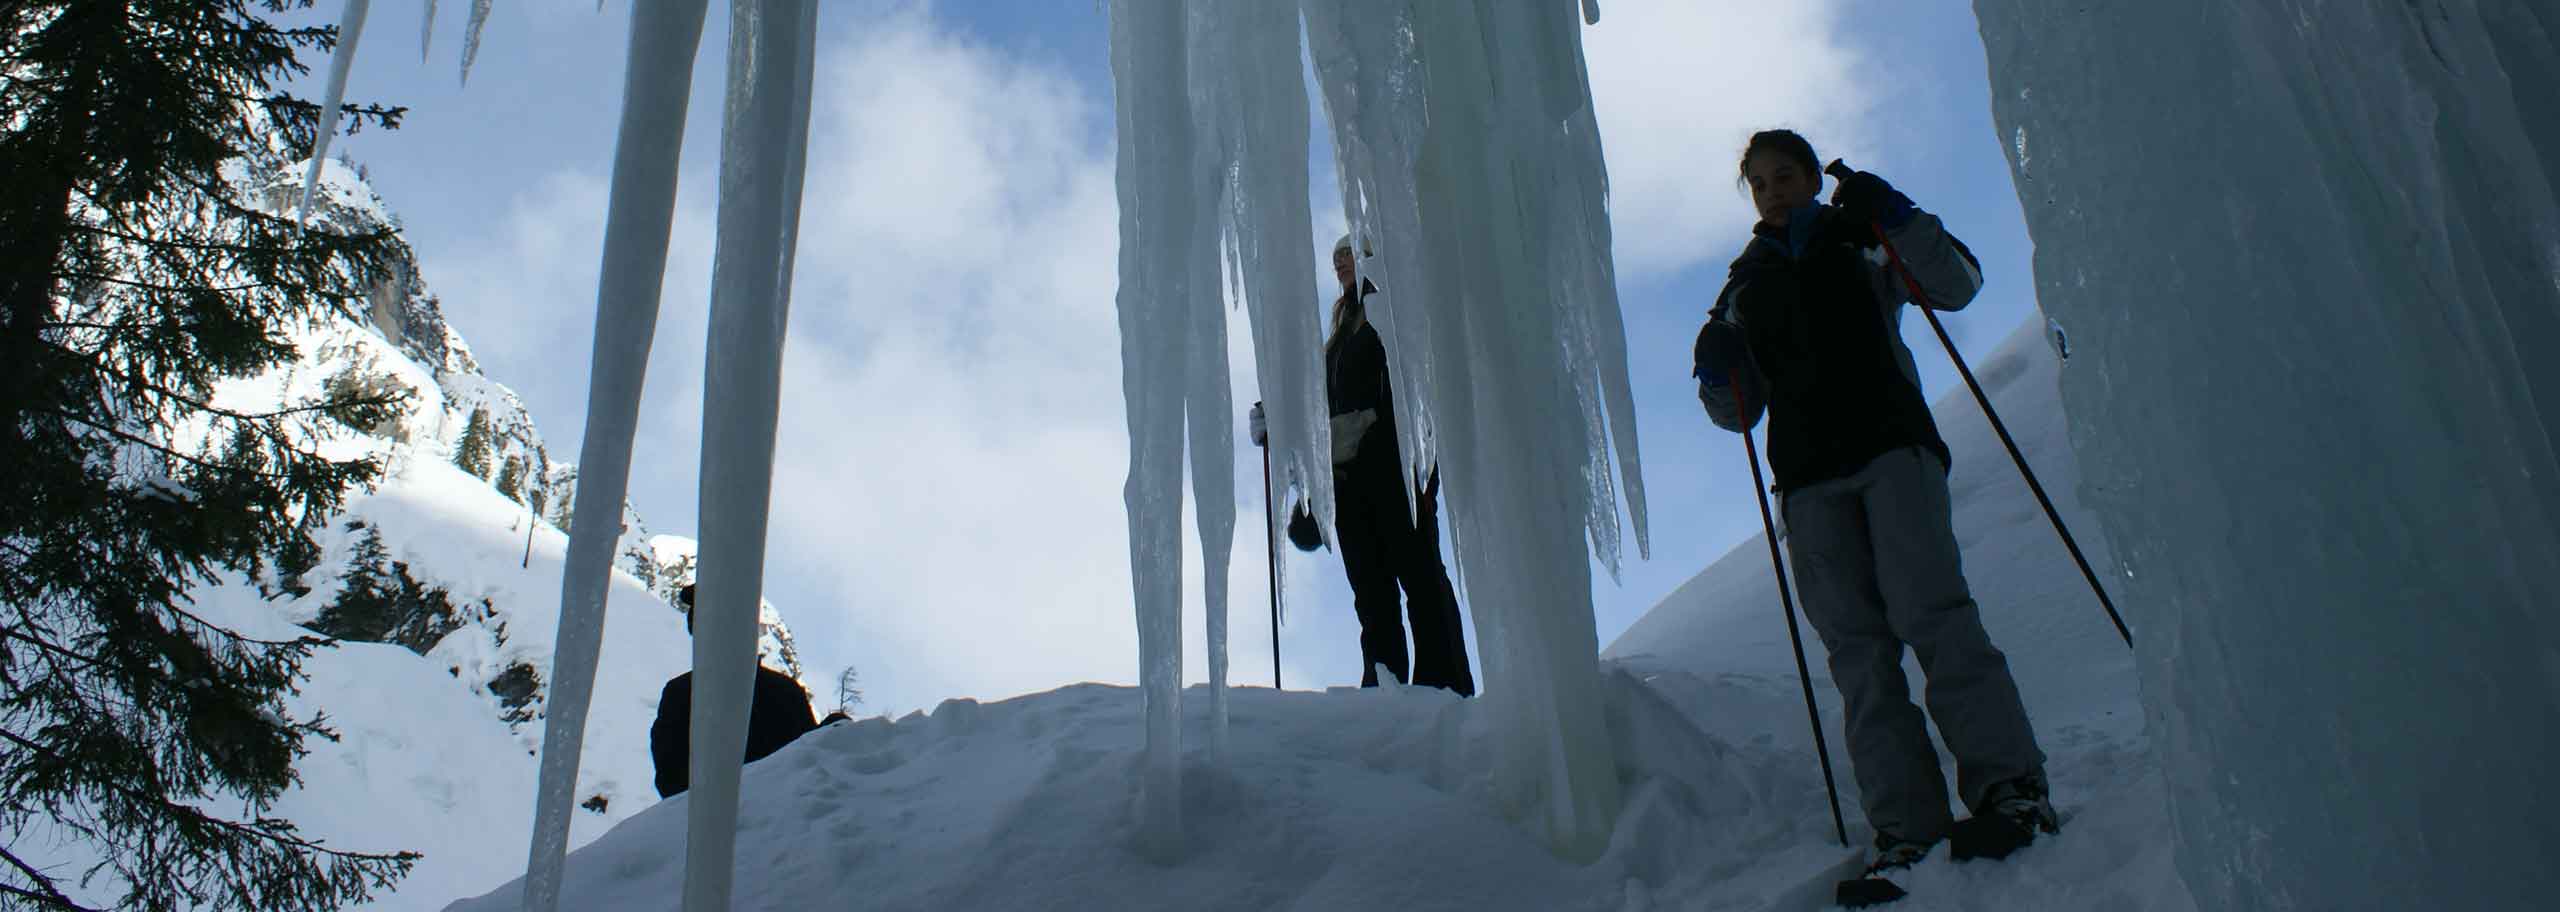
left=451, top=406, right=493, bottom=479
left=495, top=455, right=526, bottom=505
left=0, top=2, right=420, bottom=908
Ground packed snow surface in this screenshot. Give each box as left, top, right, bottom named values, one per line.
left=452, top=322, right=2189, bottom=911
left=1974, top=1, right=2559, bottom=907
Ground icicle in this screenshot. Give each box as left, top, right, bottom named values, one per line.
left=299, top=0, right=370, bottom=225
left=1302, top=0, right=1641, bottom=861
left=1191, top=1, right=1329, bottom=643
left=1106, top=0, right=1193, bottom=860
left=461, top=0, right=497, bottom=85
left=519, top=2, right=711, bottom=910
left=681, top=1, right=820, bottom=909
left=420, top=0, right=437, bottom=61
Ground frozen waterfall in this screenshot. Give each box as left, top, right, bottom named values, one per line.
left=1974, top=1, right=2559, bottom=908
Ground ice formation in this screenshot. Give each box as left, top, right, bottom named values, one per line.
left=1185, top=0, right=1327, bottom=762
left=460, top=0, right=497, bottom=84
left=1973, top=1, right=2558, bottom=907
left=679, top=2, right=821, bottom=908
left=1105, top=0, right=1203, bottom=856
left=1299, top=0, right=1647, bottom=861
left=420, top=0, right=437, bottom=59
left=521, top=1, right=713, bottom=910
left=298, top=0, right=370, bottom=224
left=1098, top=1, right=1650, bottom=860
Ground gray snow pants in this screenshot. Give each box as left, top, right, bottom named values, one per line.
left=1781, top=446, right=2046, bottom=846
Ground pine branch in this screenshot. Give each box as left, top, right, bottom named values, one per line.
left=0, top=845, right=100, bottom=912
left=0, top=728, right=418, bottom=868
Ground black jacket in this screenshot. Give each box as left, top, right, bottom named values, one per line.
left=1324, top=281, right=1402, bottom=479
left=650, top=665, right=819, bottom=799
left=1706, top=205, right=1981, bottom=491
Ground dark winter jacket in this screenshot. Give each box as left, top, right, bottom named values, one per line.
left=1324, top=281, right=1402, bottom=478
left=1697, top=204, right=1982, bottom=491
left=650, top=665, right=820, bottom=799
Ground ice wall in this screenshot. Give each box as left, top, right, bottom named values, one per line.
left=1106, top=0, right=1203, bottom=858
left=1972, top=1, right=2559, bottom=908
left=1300, top=0, right=1645, bottom=861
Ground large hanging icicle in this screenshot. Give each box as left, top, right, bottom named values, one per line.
left=1105, top=0, right=1202, bottom=858
left=1300, top=0, right=1644, bottom=861
left=521, top=2, right=711, bottom=910
left=1188, top=0, right=1332, bottom=649
left=683, top=2, right=822, bottom=909
left=299, top=0, right=370, bottom=224
left=1183, top=0, right=1324, bottom=760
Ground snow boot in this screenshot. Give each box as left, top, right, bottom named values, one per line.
left=1835, top=838, right=1931, bottom=907
left=1950, top=776, right=2059, bottom=861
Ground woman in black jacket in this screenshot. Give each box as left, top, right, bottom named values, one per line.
left=1692, top=130, right=2053, bottom=884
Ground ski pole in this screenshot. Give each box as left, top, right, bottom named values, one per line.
left=1824, top=159, right=2134, bottom=649
left=1742, top=426, right=1850, bottom=849
left=1260, top=424, right=1282, bottom=690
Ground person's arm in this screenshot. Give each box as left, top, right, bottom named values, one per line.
left=1830, top=166, right=1982, bottom=312
left=1879, top=211, right=1982, bottom=312
left=651, top=677, right=688, bottom=799
left=1694, top=276, right=1768, bottom=433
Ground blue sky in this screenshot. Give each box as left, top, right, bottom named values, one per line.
left=288, top=0, right=2042, bottom=716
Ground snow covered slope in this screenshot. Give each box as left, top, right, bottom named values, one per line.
left=445, top=319, right=2190, bottom=911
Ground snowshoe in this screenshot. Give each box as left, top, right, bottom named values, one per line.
left=1834, top=838, right=1929, bottom=908
left=1950, top=777, right=2060, bottom=862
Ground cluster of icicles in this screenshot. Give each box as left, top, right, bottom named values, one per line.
left=300, top=2, right=1645, bottom=909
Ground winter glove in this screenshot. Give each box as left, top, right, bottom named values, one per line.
left=1692, top=318, right=1767, bottom=433
left=1248, top=401, right=1268, bottom=447
left=1286, top=500, right=1325, bottom=551
left=1329, top=409, right=1377, bottom=466
left=1828, top=167, right=1917, bottom=235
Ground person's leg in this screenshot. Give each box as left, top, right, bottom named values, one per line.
left=1865, top=447, right=2046, bottom=814
left=1392, top=471, right=1473, bottom=695
left=1334, top=469, right=1410, bottom=686
left=1785, top=469, right=1955, bottom=846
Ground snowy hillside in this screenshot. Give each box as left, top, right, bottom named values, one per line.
left=443, top=318, right=2188, bottom=911
left=118, top=159, right=820, bottom=910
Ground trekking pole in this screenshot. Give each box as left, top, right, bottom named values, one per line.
left=1743, top=427, right=1850, bottom=849
left=1824, top=159, right=2134, bottom=650
left=1261, top=436, right=1282, bottom=690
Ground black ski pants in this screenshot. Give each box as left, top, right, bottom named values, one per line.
left=1334, top=465, right=1474, bottom=695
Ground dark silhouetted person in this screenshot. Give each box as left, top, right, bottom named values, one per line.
left=650, top=583, right=819, bottom=799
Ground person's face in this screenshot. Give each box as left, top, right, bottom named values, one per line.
left=1333, top=247, right=1355, bottom=289
left=1744, top=151, right=1819, bottom=227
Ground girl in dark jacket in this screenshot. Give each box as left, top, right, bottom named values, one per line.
left=1692, top=130, right=2053, bottom=883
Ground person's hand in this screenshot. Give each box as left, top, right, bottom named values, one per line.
left=1830, top=167, right=1915, bottom=233
left=1329, top=410, right=1377, bottom=465
left=1248, top=401, right=1268, bottom=447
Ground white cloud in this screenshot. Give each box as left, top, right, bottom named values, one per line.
left=1583, top=0, right=1873, bottom=279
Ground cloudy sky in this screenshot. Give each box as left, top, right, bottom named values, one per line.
left=290, top=0, right=2042, bottom=716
